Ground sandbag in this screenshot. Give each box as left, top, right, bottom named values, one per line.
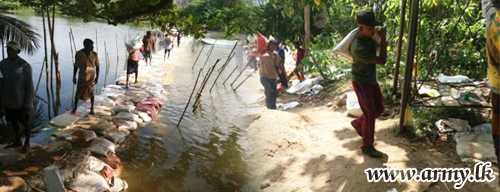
left=67, top=169, right=110, bottom=192
left=49, top=113, right=82, bottom=129
left=114, top=105, right=136, bottom=114
left=105, top=84, right=123, bottom=90
left=94, top=96, right=116, bottom=108
left=98, top=152, right=122, bottom=169
left=89, top=137, right=116, bottom=157
left=333, top=28, right=382, bottom=61
left=125, top=36, right=143, bottom=53
left=53, top=128, right=97, bottom=143
left=114, top=112, right=137, bottom=121
left=346, top=91, right=363, bottom=117
left=130, top=96, right=147, bottom=104
left=454, top=133, right=497, bottom=163
left=115, top=76, right=127, bottom=86
left=94, top=106, right=114, bottom=117
left=110, top=177, right=129, bottom=192
left=42, top=140, right=72, bottom=153
left=103, top=129, right=128, bottom=144
left=146, top=97, right=165, bottom=107
left=112, top=120, right=138, bottom=131
left=134, top=110, right=152, bottom=123
left=73, top=116, right=116, bottom=135
left=136, top=104, right=158, bottom=118
left=114, top=99, right=134, bottom=107
left=102, top=87, right=124, bottom=95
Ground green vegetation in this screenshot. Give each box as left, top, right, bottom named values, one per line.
left=0, top=1, right=22, bottom=11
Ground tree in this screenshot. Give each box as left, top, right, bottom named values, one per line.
left=21, top=0, right=174, bottom=25
left=0, top=14, right=40, bottom=55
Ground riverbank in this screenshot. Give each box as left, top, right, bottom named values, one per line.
left=240, top=81, right=500, bottom=191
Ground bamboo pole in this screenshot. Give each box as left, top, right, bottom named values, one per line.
left=223, top=66, right=239, bottom=85
left=34, top=56, right=46, bottom=94
left=70, top=28, right=77, bottom=51
left=193, top=59, right=221, bottom=111
left=233, top=68, right=257, bottom=91
left=218, top=42, right=238, bottom=72
left=218, top=52, right=235, bottom=73
left=45, top=7, right=56, bottom=116
left=191, top=44, right=205, bottom=69
left=42, top=10, right=51, bottom=119
left=115, top=34, right=119, bottom=80
left=95, top=29, right=99, bottom=94
left=210, top=52, right=236, bottom=93
left=69, top=32, right=75, bottom=109
left=392, top=0, right=408, bottom=95
left=177, top=69, right=203, bottom=127
left=399, top=0, right=419, bottom=131
left=201, top=40, right=217, bottom=69
left=230, top=57, right=255, bottom=87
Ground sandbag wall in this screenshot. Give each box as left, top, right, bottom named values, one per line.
left=22, top=68, right=168, bottom=192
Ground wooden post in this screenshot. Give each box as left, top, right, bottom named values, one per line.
left=223, top=66, right=239, bottom=85
left=193, top=59, right=221, bottom=111
left=209, top=53, right=235, bottom=93
left=218, top=52, right=235, bottom=73
left=191, top=44, right=205, bottom=70
left=103, top=41, right=108, bottom=87
left=304, top=3, right=311, bottom=49
left=95, top=29, right=99, bottom=93
left=177, top=69, right=203, bottom=127
left=233, top=68, right=257, bottom=91
left=392, top=0, right=408, bottom=95
left=399, top=0, right=419, bottom=131
left=115, top=34, right=119, bottom=80
left=230, top=57, right=255, bottom=87
left=201, top=40, right=217, bottom=69
left=35, top=56, right=46, bottom=94
left=42, top=10, right=51, bottom=119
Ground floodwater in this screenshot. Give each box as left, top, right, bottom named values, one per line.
left=8, top=12, right=266, bottom=191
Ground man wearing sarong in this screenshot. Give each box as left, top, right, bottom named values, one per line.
left=71, top=39, right=99, bottom=115
left=484, top=0, right=500, bottom=184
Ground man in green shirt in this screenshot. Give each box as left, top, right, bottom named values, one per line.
left=350, top=10, right=388, bottom=158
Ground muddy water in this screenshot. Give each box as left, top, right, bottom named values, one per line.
left=116, top=37, right=264, bottom=191
left=9, top=12, right=266, bottom=191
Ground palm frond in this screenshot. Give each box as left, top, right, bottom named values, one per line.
left=0, top=14, right=41, bottom=55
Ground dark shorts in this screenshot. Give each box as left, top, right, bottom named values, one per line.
left=5, top=108, right=29, bottom=123
left=127, top=59, right=138, bottom=74
left=144, top=50, right=152, bottom=58
left=164, top=49, right=171, bottom=54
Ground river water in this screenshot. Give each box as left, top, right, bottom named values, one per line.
left=9, top=12, right=266, bottom=191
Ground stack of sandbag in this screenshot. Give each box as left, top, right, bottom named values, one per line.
left=49, top=113, right=82, bottom=129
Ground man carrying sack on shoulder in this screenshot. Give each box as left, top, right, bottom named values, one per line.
left=349, top=10, right=388, bottom=158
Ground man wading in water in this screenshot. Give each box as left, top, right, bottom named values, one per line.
left=126, top=49, right=140, bottom=89
left=71, top=39, right=100, bottom=115
left=259, top=39, right=285, bottom=109
left=162, top=33, right=173, bottom=61
left=0, top=41, right=34, bottom=153
left=349, top=10, right=387, bottom=158
left=142, top=31, right=155, bottom=66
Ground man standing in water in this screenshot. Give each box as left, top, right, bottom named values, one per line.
left=142, top=31, right=155, bottom=66
left=349, top=10, right=387, bottom=158
left=259, top=39, right=285, bottom=109
left=483, top=0, right=500, bottom=184
left=0, top=41, right=34, bottom=153
left=71, top=39, right=99, bottom=115
left=162, top=33, right=173, bottom=61
left=126, top=49, right=140, bottom=88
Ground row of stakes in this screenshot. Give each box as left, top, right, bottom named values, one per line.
left=177, top=40, right=257, bottom=127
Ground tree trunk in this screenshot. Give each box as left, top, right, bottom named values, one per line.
left=304, top=3, right=311, bottom=49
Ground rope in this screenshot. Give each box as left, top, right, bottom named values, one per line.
left=410, top=0, right=472, bottom=103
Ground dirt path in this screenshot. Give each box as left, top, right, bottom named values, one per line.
left=239, top=106, right=499, bottom=191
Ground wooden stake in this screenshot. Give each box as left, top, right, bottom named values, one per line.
left=42, top=10, right=51, bottom=119
left=115, top=34, right=119, bottom=79
left=177, top=69, right=203, bottom=127
left=230, top=56, right=255, bottom=87
left=35, top=56, right=46, bottom=94
left=218, top=52, right=236, bottom=73
left=191, top=44, right=205, bottom=70
left=223, top=66, right=239, bottom=85
left=233, top=69, right=257, bottom=91
left=193, top=59, right=221, bottom=111
left=103, top=41, right=108, bottom=87
left=201, top=40, right=217, bottom=69
left=210, top=52, right=236, bottom=93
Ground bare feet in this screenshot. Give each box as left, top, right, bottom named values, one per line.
left=89, top=111, right=94, bottom=115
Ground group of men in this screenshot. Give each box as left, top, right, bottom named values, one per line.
left=257, top=10, right=387, bottom=158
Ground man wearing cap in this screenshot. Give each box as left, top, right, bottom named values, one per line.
left=349, top=10, right=387, bottom=158
left=259, top=39, right=285, bottom=109
left=71, top=39, right=99, bottom=115
left=0, top=41, right=34, bottom=153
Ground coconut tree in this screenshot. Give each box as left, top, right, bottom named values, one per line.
left=0, top=14, right=40, bottom=56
